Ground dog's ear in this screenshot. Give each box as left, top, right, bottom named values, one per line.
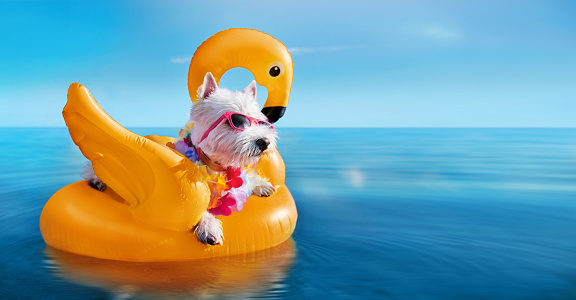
left=198, top=72, right=219, bottom=99
left=242, top=80, right=257, bottom=99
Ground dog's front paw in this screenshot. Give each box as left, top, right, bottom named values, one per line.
left=194, top=212, right=223, bottom=245
left=252, top=181, right=276, bottom=197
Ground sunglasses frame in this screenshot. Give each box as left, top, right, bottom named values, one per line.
left=200, top=112, right=275, bottom=144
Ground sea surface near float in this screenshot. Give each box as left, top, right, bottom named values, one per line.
left=1, top=127, right=576, bottom=299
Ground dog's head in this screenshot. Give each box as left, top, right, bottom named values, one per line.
left=189, top=72, right=277, bottom=169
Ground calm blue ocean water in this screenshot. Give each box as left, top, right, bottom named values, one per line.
left=1, top=127, right=576, bottom=299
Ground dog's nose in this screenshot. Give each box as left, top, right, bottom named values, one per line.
left=255, top=138, right=270, bottom=151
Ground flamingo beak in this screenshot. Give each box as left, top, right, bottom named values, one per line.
left=261, top=106, right=286, bottom=124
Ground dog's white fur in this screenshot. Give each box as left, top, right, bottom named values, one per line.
left=190, top=73, right=277, bottom=168
left=194, top=211, right=223, bottom=246
left=82, top=72, right=277, bottom=246
left=191, top=72, right=277, bottom=245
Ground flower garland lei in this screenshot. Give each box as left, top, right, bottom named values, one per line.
left=172, top=121, right=256, bottom=216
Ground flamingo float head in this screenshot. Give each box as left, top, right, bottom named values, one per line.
left=188, top=28, right=294, bottom=123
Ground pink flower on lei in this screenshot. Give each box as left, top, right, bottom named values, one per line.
left=208, top=193, right=236, bottom=216
left=208, top=188, right=250, bottom=216
left=226, top=167, right=243, bottom=188
left=208, top=167, right=252, bottom=216
left=226, top=188, right=250, bottom=212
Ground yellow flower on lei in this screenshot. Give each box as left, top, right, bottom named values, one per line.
left=178, top=121, right=195, bottom=141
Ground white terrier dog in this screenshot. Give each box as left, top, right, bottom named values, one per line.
left=181, top=72, right=277, bottom=245
left=82, top=72, right=277, bottom=246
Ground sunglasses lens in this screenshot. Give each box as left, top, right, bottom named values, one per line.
left=258, top=120, right=272, bottom=128
left=230, top=114, right=250, bottom=130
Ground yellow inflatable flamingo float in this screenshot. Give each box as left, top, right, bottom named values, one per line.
left=40, top=29, right=297, bottom=261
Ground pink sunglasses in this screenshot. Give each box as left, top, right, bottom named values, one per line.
left=200, top=112, right=275, bottom=143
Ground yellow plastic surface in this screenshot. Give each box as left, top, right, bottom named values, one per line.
left=188, top=28, right=293, bottom=109
left=39, top=28, right=297, bottom=261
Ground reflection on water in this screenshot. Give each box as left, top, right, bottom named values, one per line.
left=1, top=128, right=576, bottom=299
left=44, top=239, right=295, bottom=299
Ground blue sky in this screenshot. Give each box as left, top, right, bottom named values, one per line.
left=1, top=0, right=575, bottom=127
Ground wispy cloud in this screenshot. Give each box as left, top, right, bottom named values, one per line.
left=171, top=46, right=364, bottom=61
left=170, top=56, right=191, bottom=64
left=405, top=25, right=461, bottom=41
left=288, top=45, right=365, bottom=54
left=423, top=26, right=460, bottom=40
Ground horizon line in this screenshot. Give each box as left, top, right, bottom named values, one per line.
left=2, top=126, right=575, bottom=129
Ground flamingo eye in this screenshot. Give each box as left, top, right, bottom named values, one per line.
left=267, top=62, right=284, bottom=78
left=269, top=66, right=281, bottom=77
